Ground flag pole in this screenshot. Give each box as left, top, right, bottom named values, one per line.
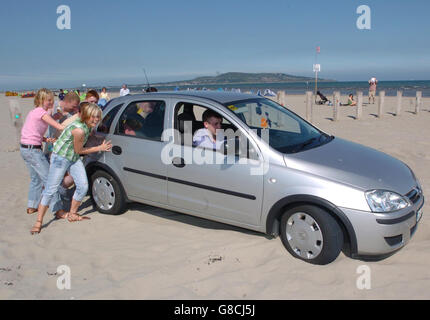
left=315, top=69, right=318, bottom=103
left=314, top=46, right=320, bottom=103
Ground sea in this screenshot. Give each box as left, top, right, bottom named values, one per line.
left=115, top=80, right=430, bottom=97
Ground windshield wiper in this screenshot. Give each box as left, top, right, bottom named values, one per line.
left=292, top=137, right=317, bottom=152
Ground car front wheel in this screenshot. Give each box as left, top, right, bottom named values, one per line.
left=90, top=170, right=126, bottom=215
left=280, top=205, right=343, bottom=265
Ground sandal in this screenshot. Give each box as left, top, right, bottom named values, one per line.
left=67, top=213, right=90, bottom=222
left=27, top=208, right=38, bottom=214
left=55, top=210, right=68, bottom=220
left=30, top=220, right=43, bottom=235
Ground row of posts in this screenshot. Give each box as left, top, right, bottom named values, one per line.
left=276, top=90, right=424, bottom=123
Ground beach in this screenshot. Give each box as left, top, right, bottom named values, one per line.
left=1, top=92, right=429, bottom=300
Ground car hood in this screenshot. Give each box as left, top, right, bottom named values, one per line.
left=283, top=137, right=416, bottom=194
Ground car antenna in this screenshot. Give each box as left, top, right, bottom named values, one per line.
left=143, top=68, right=150, bottom=92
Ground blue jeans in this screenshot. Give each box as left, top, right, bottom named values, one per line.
left=41, top=153, right=88, bottom=207
left=20, top=147, right=63, bottom=213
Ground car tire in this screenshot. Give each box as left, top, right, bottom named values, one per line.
left=280, top=205, right=343, bottom=265
left=90, top=170, right=127, bottom=215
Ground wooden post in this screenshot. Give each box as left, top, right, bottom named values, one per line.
left=276, top=91, right=282, bottom=105
left=281, top=90, right=287, bottom=107
left=415, top=91, right=422, bottom=114
left=333, top=91, right=340, bottom=121
left=314, top=71, right=318, bottom=103
left=378, top=91, right=385, bottom=118
left=356, top=91, right=363, bottom=119
left=276, top=90, right=286, bottom=107
left=395, top=91, right=402, bottom=116
left=306, top=91, right=313, bottom=123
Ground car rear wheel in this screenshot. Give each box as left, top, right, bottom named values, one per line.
left=280, top=205, right=343, bottom=265
left=90, top=170, right=126, bottom=215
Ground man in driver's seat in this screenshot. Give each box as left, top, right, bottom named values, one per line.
left=192, top=109, right=224, bottom=150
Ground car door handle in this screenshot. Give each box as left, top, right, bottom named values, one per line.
left=172, top=157, right=186, bottom=168
left=112, top=146, right=122, bottom=155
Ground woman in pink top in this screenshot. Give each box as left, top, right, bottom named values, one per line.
left=20, top=89, right=66, bottom=217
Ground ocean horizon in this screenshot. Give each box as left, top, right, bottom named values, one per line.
left=4, top=80, right=430, bottom=97
left=115, top=80, right=430, bottom=97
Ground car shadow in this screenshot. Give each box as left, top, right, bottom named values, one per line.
left=125, top=202, right=273, bottom=239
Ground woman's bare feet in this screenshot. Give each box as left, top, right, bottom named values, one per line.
left=30, top=220, right=43, bottom=235
left=27, top=208, right=38, bottom=214
left=55, top=210, right=68, bottom=220
left=67, top=212, right=90, bottom=222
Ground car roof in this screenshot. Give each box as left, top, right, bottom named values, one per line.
left=110, top=90, right=262, bottom=106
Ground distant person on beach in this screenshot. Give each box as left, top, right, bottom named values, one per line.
left=98, top=87, right=109, bottom=108
left=368, top=77, right=378, bottom=104
left=193, top=109, right=224, bottom=150
left=347, top=94, right=357, bottom=106
left=58, top=89, right=65, bottom=101
left=100, top=87, right=110, bottom=100
left=30, top=103, right=112, bottom=234
left=120, top=84, right=130, bottom=96
left=20, top=89, right=66, bottom=217
left=144, top=87, right=158, bottom=93
left=99, top=87, right=110, bottom=107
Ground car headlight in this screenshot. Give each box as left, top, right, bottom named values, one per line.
left=365, top=190, right=411, bottom=213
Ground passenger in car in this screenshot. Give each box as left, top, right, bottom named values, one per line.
left=136, top=101, right=164, bottom=139
left=123, top=118, right=143, bottom=136
left=136, top=101, right=155, bottom=120
left=192, top=109, right=224, bottom=150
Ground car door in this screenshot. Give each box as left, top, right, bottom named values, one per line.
left=166, top=99, right=264, bottom=226
left=108, top=98, right=168, bottom=204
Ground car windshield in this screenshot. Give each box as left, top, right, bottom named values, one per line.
left=223, top=98, right=333, bottom=154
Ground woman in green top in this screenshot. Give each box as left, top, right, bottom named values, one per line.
left=31, top=103, right=112, bottom=234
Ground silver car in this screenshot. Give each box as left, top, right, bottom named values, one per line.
left=86, top=91, right=424, bottom=265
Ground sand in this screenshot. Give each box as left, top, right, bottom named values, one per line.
left=0, top=92, right=429, bottom=300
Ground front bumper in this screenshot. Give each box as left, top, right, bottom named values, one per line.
left=340, top=195, right=424, bottom=256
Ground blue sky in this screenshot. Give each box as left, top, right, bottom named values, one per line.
left=1, top=0, right=429, bottom=90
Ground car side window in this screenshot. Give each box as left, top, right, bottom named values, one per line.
left=97, top=103, right=123, bottom=134
left=115, top=100, right=165, bottom=141
left=174, top=102, right=258, bottom=160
